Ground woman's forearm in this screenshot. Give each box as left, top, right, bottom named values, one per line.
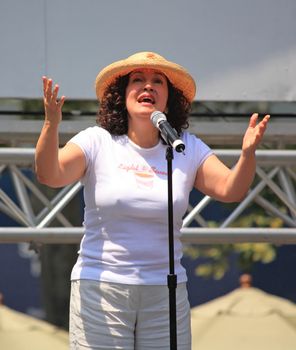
left=222, top=114, right=270, bottom=202
left=223, top=150, right=256, bottom=202
left=35, top=77, right=66, bottom=187
left=35, top=121, right=61, bottom=186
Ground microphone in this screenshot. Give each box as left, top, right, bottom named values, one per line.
left=150, top=111, right=185, bottom=153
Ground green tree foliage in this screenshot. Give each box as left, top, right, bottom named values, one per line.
left=184, top=214, right=282, bottom=280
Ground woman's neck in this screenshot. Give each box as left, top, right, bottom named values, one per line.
left=127, top=119, right=159, bottom=148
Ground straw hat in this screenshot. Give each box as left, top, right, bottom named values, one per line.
left=95, top=51, right=196, bottom=102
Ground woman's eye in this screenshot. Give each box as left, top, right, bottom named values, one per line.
left=132, top=77, right=142, bottom=83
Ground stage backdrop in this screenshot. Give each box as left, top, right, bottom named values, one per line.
left=1, top=0, right=296, bottom=101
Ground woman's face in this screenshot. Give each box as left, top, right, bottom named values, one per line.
left=125, top=69, right=168, bottom=120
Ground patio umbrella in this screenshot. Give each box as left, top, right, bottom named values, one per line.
left=0, top=304, right=69, bottom=350
left=191, top=284, right=296, bottom=350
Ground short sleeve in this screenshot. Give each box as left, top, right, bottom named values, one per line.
left=182, top=131, right=213, bottom=168
left=178, top=132, right=213, bottom=189
left=67, top=126, right=104, bottom=184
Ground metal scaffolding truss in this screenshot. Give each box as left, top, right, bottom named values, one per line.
left=0, top=147, right=295, bottom=244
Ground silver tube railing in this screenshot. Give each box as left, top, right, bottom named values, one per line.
left=0, top=227, right=296, bottom=244
left=1, top=148, right=296, bottom=165
left=0, top=148, right=295, bottom=245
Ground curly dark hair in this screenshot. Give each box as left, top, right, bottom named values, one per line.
left=97, top=74, right=191, bottom=135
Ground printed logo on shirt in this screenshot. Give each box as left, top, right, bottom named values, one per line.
left=118, top=163, right=167, bottom=189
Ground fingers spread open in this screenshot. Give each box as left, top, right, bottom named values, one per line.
left=45, top=79, right=53, bottom=101
left=52, top=84, right=59, bottom=101
left=57, top=95, right=66, bottom=108
left=249, top=113, right=258, bottom=128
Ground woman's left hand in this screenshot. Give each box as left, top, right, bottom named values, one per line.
left=242, top=113, right=270, bottom=155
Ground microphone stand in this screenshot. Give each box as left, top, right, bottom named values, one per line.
left=166, top=145, right=177, bottom=350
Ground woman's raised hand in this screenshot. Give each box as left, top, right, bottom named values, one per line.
left=242, top=113, right=270, bottom=155
left=42, top=76, right=65, bottom=125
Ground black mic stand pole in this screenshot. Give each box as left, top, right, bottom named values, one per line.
left=166, top=145, right=177, bottom=350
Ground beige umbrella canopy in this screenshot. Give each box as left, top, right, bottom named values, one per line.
left=191, top=283, right=296, bottom=350
left=0, top=303, right=69, bottom=350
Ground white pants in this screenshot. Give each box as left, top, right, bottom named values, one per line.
left=69, top=280, right=191, bottom=349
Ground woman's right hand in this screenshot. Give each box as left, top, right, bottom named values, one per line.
left=42, top=76, right=65, bottom=125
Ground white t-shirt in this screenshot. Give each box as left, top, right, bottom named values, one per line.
left=69, top=126, right=212, bottom=285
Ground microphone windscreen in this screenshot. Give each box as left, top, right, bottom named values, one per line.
left=151, top=111, right=166, bottom=128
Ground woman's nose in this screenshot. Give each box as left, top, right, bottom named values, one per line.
left=144, top=81, right=154, bottom=91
